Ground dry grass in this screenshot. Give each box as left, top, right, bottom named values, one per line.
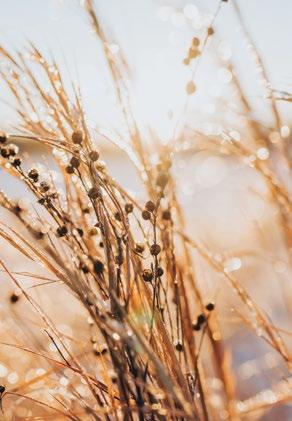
left=0, top=1, right=291, bottom=420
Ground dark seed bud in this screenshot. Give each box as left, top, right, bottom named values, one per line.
left=207, top=27, right=214, bottom=36
left=197, top=313, right=206, bottom=325
left=142, top=210, right=151, bottom=220
left=162, top=210, right=171, bottom=220
left=156, top=171, right=169, bottom=189
left=38, top=198, right=46, bottom=205
left=114, top=212, right=122, bottom=221
left=0, top=133, right=7, bottom=144
left=89, top=150, right=99, bottom=162
left=77, top=228, right=84, bottom=237
left=0, top=385, right=5, bottom=394
left=28, top=169, right=39, bottom=182
left=0, top=148, right=9, bottom=158
left=88, top=187, right=99, bottom=200
left=70, top=156, right=80, bottom=168
left=192, top=323, right=201, bottom=331
left=66, top=165, right=75, bottom=174
left=94, top=259, right=104, bottom=274
left=40, top=181, right=50, bottom=192
left=175, top=341, right=183, bottom=352
left=142, top=269, right=153, bottom=282
left=9, top=148, right=16, bottom=157
left=206, top=302, right=215, bottom=311
left=99, top=241, right=104, bottom=248
left=57, top=226, right=68, bottom=237
left=125, top=203, right=133, bottom=214
left=72, top=130, right=83, bottom=145
left=135, top=243, right=144, bottom=254
left=93, top=343, right=108, bottom=356
left=156, top=267, right=164, bottom=277
left=12, top=158, right=22, bottom=167
left=145, top=200, right=155, bottom=212
left=150, top=243, right=161, bottom=256
left=10, top=293, right=19, bottom=303
left=81, top=265, right=89, bottom=274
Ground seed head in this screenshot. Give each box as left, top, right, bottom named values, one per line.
left=72, top=130, right=83, bottom=145
left=66, top=165, right=75, bottom=174
left=135, top=243, right=144, bottom=254
left=175, top=341, right=183, bottom=352
left=142, top=269, right=153, bottom=282
left=156, top=267, right=164, bottom=277
left=142, top=210, right=151, bottom=220
left=0, top=148, right=9, bottom=158
left=206, top=302, right=215, bottom=311
left=207, top=27, right=214, bottom=36
left=197, top=313, right=206, bottom=325
left=150, top=243, right=161, bottom=256
left=162, top=210, right=171, bottom=220
left=94, top=259, right=104, bottom=274
left=125, top=203, right=133, bottom=214
left=70, top=156, right=80, bottom=168
left=0, top=133, right=7, bottom=144
left=28, top=169, right=39, bottom=182
left=10, top=293, right=19, bottom=303
left=114, top=212, right=122, bottom=221
left=89, top=150, right=99, bottom=162
left=40, top=181, right=50, bottom=193
left=88, top=187, right=99, bottom=200
left=57, top=226, right=68, bottom=237
left=145, top=200, right=155, bottom=212
left=12, top=158, right=22, bottom=167
left=156, top=171, right=169, bottom=189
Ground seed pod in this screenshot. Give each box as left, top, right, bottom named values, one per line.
left=0, top=133, right=7, bottom=144
left=207, top=27, right=214, bottom=36
left=12, top=158, right=22, bottom=167
left=162, top=209, right=171, bottom=220
left=94, top=259, right=104, bottom=274
left=192, top=37, right=200, bottom=47
left=57, top=226, right=68, bottom=237
left=135, top=243, right=144, bottom=254
left=150, top=243, right=161, bottom=256
left=192, top=323, right=201, bottom=331
left=114, top=212, right=122, bottom=221
left=197, top=313, right=206, bottom=325
left=156, top=171, right=169, bottom=189
left=89, top=150, right=99, bottom=162
left=142, top=269, right=153, bottom=282
left=10, top=293, right=19, bottom=303
left=72, top=130, right=83, bottom=145
left=175, top=341, right=183, bottom=352
left=70, top=156, right=80, bottom=168
left=142, top=210, right=151, bottom=220
left=125, top=203, right=133, bottom=214
left=145, top=200, right=155, bottom=212
left=186, top=81, right=196, bottom=95
left=28, top=169, right=39, bottom=182
left=88, top=187, right=99, bottom=200
left=0, top=148, right=9, bottom=158
left=156, top=267, right=164, bottom=277
left=206, top=302, right=215, bottom=311
left=81, top=264, right=89, bottom=274
left=40, top=181, right=50, bottom=193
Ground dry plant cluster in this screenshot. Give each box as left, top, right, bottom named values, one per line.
left=0, top=1, right=291, bottom=420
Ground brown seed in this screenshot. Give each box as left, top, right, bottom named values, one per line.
left=150, top=243, right=161, bottom=256
left=125, top=203, right=133, bottom=214
left=142, top=269, right=153, bottom=282
left=189, top=46, right=199, bottom=59
left=89, top=150, right=99, bottom=162
left=114, top=212, right=122, bottom=221
left=186, top=81, right=196, bottom=95
left=66, top=165, right=74, bottom=174
left=192, top=37, right=200, bottom=47
left=94, top=259, right=104, bottom=274
left=183, top=57, right=190, bottom=66
left=135, top=243, right=144, bottom=254
left=28, top=169, right=39, bottom=182
left=162, top=209, right=171, bottom=220
left=57, top=226, right=68, bottom=237
left=70, top=156, right=80, bottom=168
left=142, top=210, right=151, bottom=220
left=145, top=200, right=155, bottom=212
left=72, top=130, right=83, bottom=145
left=175, top=341, right=183, bottom=352
left=156, top=171, right=169, bottom=189
left=40, top=181, right=50, bottom=192
left=207, top=27, right=214, bottom=36
left=0, top=133, right=7, bottom=144
left=156, top=267, right=164, bottom=277
left=88, top=187, right=99, bottom=200
left=10, top=293, right=19, bottom=303
left=206, top=302, right=215, bottom=311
